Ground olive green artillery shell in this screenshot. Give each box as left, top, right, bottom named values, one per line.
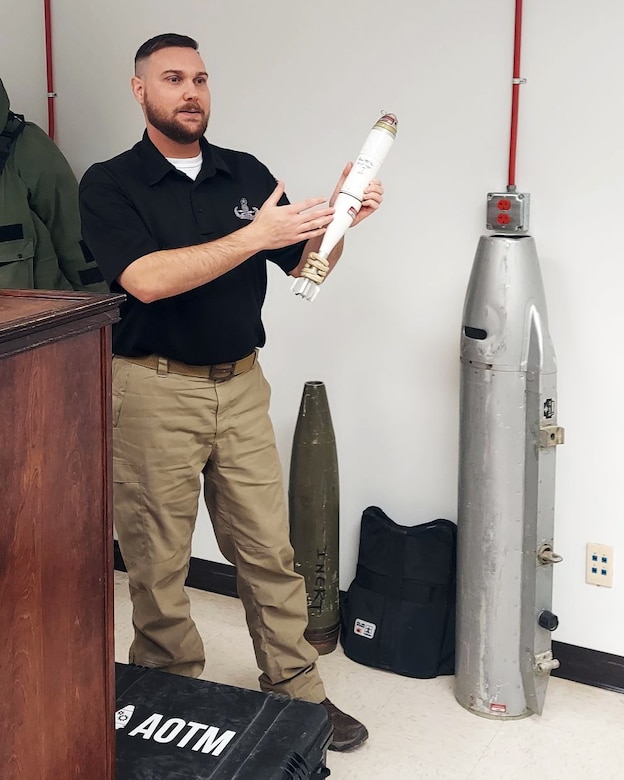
left=288, top=381, right=340, bottom=655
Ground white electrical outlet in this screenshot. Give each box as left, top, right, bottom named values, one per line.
left=586, top=543, right=614, bottom=587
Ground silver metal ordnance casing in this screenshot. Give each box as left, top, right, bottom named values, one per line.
left=455, top=234, right=563, bottom=719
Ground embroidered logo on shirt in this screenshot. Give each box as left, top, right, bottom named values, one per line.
left=234, top=198, right=259, bottom=220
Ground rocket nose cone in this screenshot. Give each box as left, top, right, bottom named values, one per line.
left=375, top=112, right=398, bottom=136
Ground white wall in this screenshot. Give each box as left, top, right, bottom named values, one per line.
left=6, top=0, right=623, bottom=656
left=0, top=0, right=47, bottom=129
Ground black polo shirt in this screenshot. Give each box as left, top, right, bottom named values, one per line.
left=79, top=133, right=305, bottom=364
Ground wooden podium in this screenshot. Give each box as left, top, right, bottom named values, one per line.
left=0, top=290, right=124, bottom=779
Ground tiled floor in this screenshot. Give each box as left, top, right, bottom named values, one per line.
left=114, top=571, right=624, bottom=779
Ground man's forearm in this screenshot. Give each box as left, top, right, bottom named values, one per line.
left=119, top=224, right=262, bottom=303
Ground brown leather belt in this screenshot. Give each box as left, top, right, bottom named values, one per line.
left=120, top=351, right=257, bottom=381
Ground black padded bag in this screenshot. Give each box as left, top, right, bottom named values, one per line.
left=341, top=506, right=456, bottom=678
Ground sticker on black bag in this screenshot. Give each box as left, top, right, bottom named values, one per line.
left=353, top=618, right=376, bottom=639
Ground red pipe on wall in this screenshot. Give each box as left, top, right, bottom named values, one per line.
left=507, top=0, right=524, bottom=188
left=44, top=0, right=56, bottom=140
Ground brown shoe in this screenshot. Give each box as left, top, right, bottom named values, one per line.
left=321, top=698, right=369, bottom=752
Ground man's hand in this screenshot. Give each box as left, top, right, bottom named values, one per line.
left=329, top=163, right=385, bottom=228
left=250, top=181, right=335, bottom=249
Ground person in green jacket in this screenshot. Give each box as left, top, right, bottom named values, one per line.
left=0, top=77, right=107, bottom=292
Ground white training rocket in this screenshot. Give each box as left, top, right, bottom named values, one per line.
left=292, top=112, right=398, bottom=302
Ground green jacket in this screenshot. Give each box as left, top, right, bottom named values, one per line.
left=0, top=78, right=107, bottom=292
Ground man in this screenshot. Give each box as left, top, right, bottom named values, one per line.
left=0, top=77, right=106, bottom=292
left=79, top=33, right=384, bottom=752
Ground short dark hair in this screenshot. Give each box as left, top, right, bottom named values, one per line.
left=135, top=33, right=198, bottom=69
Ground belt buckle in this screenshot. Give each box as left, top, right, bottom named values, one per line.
left=209, top=361, right=236, bottom=381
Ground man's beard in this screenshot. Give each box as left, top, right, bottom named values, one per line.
left=144, top=95, right=209, bottom=144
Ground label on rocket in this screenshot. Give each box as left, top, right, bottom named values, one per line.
left=354, top=154, right=378, bottom=172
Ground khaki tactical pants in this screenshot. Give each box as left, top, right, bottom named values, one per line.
left=112, top=355, right=326, bottom=703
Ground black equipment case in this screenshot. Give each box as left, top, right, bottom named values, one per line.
left=115, top=663, right=332, bottom=779
left=341, top=506, right=457, bottom=679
